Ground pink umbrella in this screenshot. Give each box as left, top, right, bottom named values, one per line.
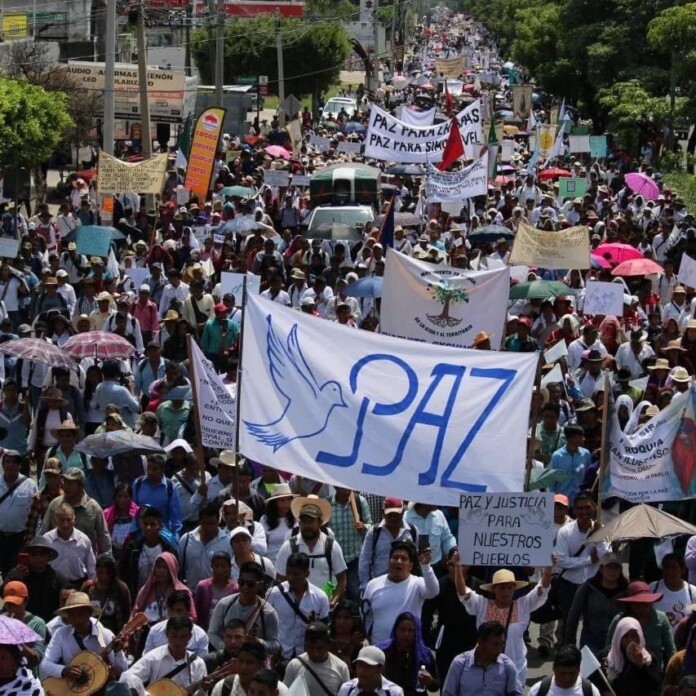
left=625, top=172, right=660, bottom=201
left=62, top=331, right=135, bottom=360
left=611, top=257, right=663, bottom=276
left=0, top=615, right=41, bottom=644
left=590, top=253, right=612, bottom=269
left=596, top=243, right=644, bottom=265
left=264, top=145, right=291, bottom=160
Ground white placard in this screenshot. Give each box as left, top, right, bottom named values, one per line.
left=292, top=174, right=310, bottom=187
left=125, top=267, right=149, bottom=288
left=424, top=154, right=489, bottom=202
left=583, top=280, right=625, bottom=316
left=213, top=232, right=226, bottom=245
left=264, top=170, right=290, bottom=187
left=337, top=141, right=362, bottom=154
left=679, top=254, right=696, bottom=290
left=0, top=238, right=20, bottom=259
left=220, top=271, right=261, bottom=306
left=544, top=340, right=568, bottom=365
left=568, top=135, right=591, bottom=153
left=309, top=136, right=331, bottom=152
left=509, top=265, right=530, bottom=283
left=176, top=186, right=190, bottom=205
left=192, top=225, right=210, bottom=244
left=541, top=363, right=564, bottom=387
left=458, top=492, right=555, bottom=566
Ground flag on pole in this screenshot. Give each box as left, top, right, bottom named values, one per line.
left=527, top=109, right=537, bottom=133
left=558, top=98, right=566, bottom=124
left=528, top=125, right=540, bottom=169
left=437, top=117, right=465, bottom=172
left=543, top=127, right=565, bottom=167
left=487, top=120, right=498, bottom=179
left=377, top=194, right=397, bottom=249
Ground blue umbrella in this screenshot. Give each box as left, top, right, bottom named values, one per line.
left=341, top=122, right=366, bottom=135
left=76, top=431, right=164, bottom=458
left=164, top=386, right=193, bottom=401
left=61, top=225, right=127, bottom=243
left=344, top=277, right=383, bottom=298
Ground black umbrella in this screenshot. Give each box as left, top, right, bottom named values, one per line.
left=386, top=164, right=425, bottom=176
left=467, top=225, right=515, bottom=245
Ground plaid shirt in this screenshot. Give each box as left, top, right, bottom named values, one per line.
left=24, top=486, right=63, bottom=544
left=329, top=494, right=372, bottom=563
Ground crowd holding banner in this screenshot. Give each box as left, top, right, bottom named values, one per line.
left=1, top=4, right=696, bottom=696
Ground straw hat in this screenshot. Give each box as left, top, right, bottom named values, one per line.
left=266, top=482, right=294, bottom=502
left=648, top=358, right=671, bottom=371
left=672, top=367, right=691, bottom=383
left=50, top=419, right=80, bottom=438
left=479, top=569, right=529, bottom=592
left=290, top=494, right=332, bottom=523
left=472, top=330, right=494, bottom=346
left=41, top=387, right=68, bottom=406
left=56, top=592, right=99, bottom=616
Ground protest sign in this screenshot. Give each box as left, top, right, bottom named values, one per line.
left=125, top=267, right=148, bottom=288
left=512, top=85, right=533, bottom=120
left=176, top=187, right=190, bottom=205
left=424, top=154, right=488, bottom=202
left=538, top=124, right=557, bottom=161
left=458, top=492, right=554, bottom=566
left=557, top=177, right=587, bottom=202
left=76, top=225, right=112, bottom=258
left=544, top=340, right=568, bottom=365
left=192, top=225, right=210, bottom=245
left=399, top=106, right=436, bottom=127
left=568, top=135, right=591, bottom=153
left=337, top=141, right=362, bottom=154
left=291, top=174, right=310, bottom=187
left=589, top=135, right=607, bottom=158
left=364, top=101, right=483, bottom=163
left=189, top=340, right=236, bottom=450
left=501, top=140, right=515, bottom=162
left=679, top=254, right=696, bottom=290
left=213, top=232, right=226, bottom=245
left=264, top=170, right=290, bottom=187
left=97, top=152, right=168, bottom=194
left=381, top=249, right=508, bottom=348
left=541, top=364, right=564, bottom=388
left=220, top=272, right=261, bottom=306
left=0, top=238, right=19, bottom=259
left=509, top=222, right=591, bottom=269
left=583, top=280, right=625, bottom=316
left=184, top=107, right=226, bottom=203
left=605, top=386, right=696, bottom=503
left=309, top=135, right=331, bottom=152
left=240, top=294, right=537, bottom=504
left=435, top=56, right=463, bottom=78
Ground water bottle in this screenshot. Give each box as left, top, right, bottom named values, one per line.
left=416, top=665, right=427, bottom=694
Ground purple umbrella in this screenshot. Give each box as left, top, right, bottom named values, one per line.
left=625, top=172, right=660, bottom=201
left=0, top=615, right=41, bottom=644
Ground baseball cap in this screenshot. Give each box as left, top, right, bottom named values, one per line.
left=384, top=497, right=404, bottom=515
left=229, top=526, right=252, bottom=541
left=600, top=553, right=623, bottom=567
left=62, top=467, right=86, bottom=482
left=354, top=646, right=385, bottom=666
left=2, top=581, right=28, bottom=605
left=553, top=494, right=569, bottom=508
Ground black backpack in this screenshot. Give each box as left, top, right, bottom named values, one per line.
left=537, top=676, right=593, bottom=696
left=289, top=530, right=334, bottom=580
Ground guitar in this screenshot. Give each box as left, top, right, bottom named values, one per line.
left=43, top=612, right=148, bottom=696
left=147, top=656, right=239, bottom=696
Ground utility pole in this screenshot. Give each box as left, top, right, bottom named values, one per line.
left=371, top=0, right=380, bottom=91
left=215, top=0, right=224, bottom=104
left=103, top=0, right=116, bottom=156
left=275, top=10, right=285, bottom=125
left=184, top=0, right=192, bottom=74
left=136, top=0, right=152, bottom=159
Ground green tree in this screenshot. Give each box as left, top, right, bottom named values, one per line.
left=191, top=17, right=351, bottom=106
left=0, top=77, right=73, bottom=204
left=427, top=282, right=469, bottom=327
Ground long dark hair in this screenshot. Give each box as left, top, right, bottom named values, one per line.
left=95, top=553, right=118, bottom=588
left=83, top=365, right=103, bottom=410
left=329, top=599, right=363, bottom=638
left=264, top=498, right=295, bottom=531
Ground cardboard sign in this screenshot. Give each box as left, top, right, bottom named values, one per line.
left=125, top=267, right=148, bottom=288
left=544, top=340, right=568, bottom=364
left=0, top=238, right=20, bottom=259
left=264, top=170, right=290, bottom=187
left=589, top=135, right=607, bottom=158
left=678, top=254, right=696, bottom=290
left=97, top=152, right=168, bottom=194
left=76, top=225, right=111, bottom=258
left=337, top=141, right=362, bottom=154
left=458, top=492, right=555, bottom=566
left=583, top=280, right=625, bottom=316
left=309, top=135, right=331, bottom=152
left=509, top=222, right=591, bottom=270
left=292, top=174, right=310, bottom=187
left=557, top=178, right=587, bottom=202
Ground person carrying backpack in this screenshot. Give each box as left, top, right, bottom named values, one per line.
left=527, top=645, right=600, bottom=696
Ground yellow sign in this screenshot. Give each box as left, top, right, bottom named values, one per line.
left=538, top=124, right=557, bottom=161
left=2, top=13, right=27, bottom=38
left=509, top=222, right=591, bottom=270
left=97, top=152, right=168, bottom=194
left=184, top=108, right=226, bottom=203
left=435, top=57, right=463, bottom=80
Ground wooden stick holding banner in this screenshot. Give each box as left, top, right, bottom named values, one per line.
left=349, top=491, right=360, bottom=525
left=186, top=334, right=207, bottom=482
left=233, top=276, right=248, bottom=497
left=525, top=354, right=544, bottom=491
left=596, top=372, right=611, bottom=524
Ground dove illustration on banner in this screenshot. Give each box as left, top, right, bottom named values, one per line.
left=244, top=315, right=347, bottom=452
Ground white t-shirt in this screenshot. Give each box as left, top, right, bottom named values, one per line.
left=650, top=579, right=696, bottom=630
left=275, top=532, right=347, bottom=590
left=528, top=676, right=601, bottom=696
left=138, top=543, right=162, bottom=587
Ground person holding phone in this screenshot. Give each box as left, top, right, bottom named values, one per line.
left=404, top=502, right=457, bottom=576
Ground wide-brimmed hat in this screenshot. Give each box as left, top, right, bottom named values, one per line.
left=472, top=330, right=494, bottom=346
left=24, top=535, right=58, bottom=561
left=629, top=329, right=648, bottom=343
left=672, top=367, right=692, bottom=383
left=616, top=580, right=662, bottom=603
left=686, top=319, right=696, bottom=331
left=56, top=592, right=99, bottom=616
left=42, top=387, right=68, bottom=405
left=290, top=494, right=332, bottom=523
left=266, top=483, right=294, bottom=502
left=648, top=358, right=671, bottom=371
left=160, top=310, right=179, bottom=324
left=479, top=569, right=529, bottom=592
left=290, top=269, right=306, bottom=280
left=586, top=349, right=604, bottom=363
left=96, top=291, right=112, bottom=302
left=218, top=451, right=247, bottom=468
left=50, top=419, right=80, bottom=438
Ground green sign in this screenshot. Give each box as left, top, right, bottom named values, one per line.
left=557, top=177, right=587, bottom=202
left=236, top=75, right=257, bottom=85
left=589, top=135, right=607, bottom=158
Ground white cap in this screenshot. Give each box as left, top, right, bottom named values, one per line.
left=354, top=646, right=385, bottom=666
left=229, top=526, right=252, bottom=540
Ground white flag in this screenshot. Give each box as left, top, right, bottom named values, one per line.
left=189, top=340, right=236, bottom=450
left=580, top=645, right=601, bottom=678
left=544, top=127, right=566, bottom=166
left=239, top=294, right=537, bottom=504
left=285, top=677, right=310, bottom=696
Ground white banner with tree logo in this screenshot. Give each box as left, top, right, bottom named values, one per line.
left=380, top=249, right=509, bottom=349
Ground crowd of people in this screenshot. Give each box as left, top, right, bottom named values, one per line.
left=0, top=6, right=694, bottom=696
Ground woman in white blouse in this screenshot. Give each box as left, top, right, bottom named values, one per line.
left=259, top=483, right=295, bottom=563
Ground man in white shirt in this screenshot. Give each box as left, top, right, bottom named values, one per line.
left=288, top=269, right=308, bottom=309
left=159, top=269, right=190, bottom=317
left=615, top=329, right=655, bottom=378
left=528, top=645, right=600, bottom=696
left=260, top=275, right=291, bottom=306
left=663, top=285, right=688, bottom=323
left=337, top=646, right=405, bottom=696
left=362, top=541, right=439, bottom=644
left=121, top=616, right=207, bottom=696
left=55, top=270, right=77, bottom=315
left=300, top=276, right=334, bottom=318
left=143, top=590, right=208, bottom=658
left=567, top=325, right=607, bottom=372
left=44, top=503, right=96, bottom=585
left=268, top=552, right=330, bottom=659
left=41, top=591, right=127, bottom=679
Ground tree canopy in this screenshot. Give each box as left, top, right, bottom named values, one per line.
left=191, top=17, right=352, bottom=100
left=0, top=77, right=73, bottom=171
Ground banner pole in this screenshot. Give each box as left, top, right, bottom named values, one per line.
left=186, top=334, right=207, bottom=482
left=596, top=372, right=611, bottom=525
left=525, top=354, right=543, bottom=492
left=233, top=277, right=248, bottom=496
